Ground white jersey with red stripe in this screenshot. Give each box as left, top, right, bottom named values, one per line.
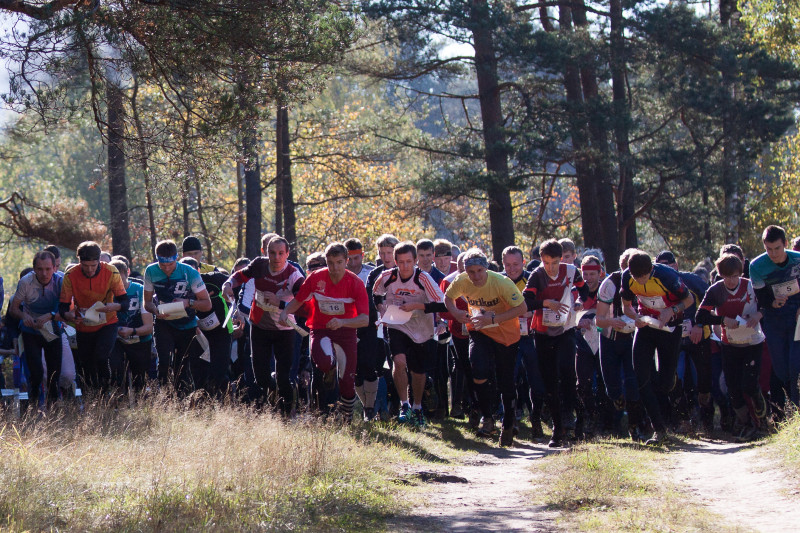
left=373, top=266, right=444, bottom=344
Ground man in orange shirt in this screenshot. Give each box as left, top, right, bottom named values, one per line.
left=59, top=241, right=129, bottom=395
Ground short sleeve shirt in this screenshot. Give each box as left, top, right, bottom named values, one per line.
left=294, top=268, right=369, bottom=330
left=144, top=262, right=206, bottom=330
left=445, top=270, right=523, bottom=346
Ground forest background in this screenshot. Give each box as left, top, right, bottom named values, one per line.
left=0, top=0, right=798, bottom=295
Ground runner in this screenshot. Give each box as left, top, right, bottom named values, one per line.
left=621, top=250, right=694, bottom=445
left=696, top=253, right=768, bottom=441
left=440, top=252, right=476, bottom=421
left=575, top=253, right=609, bottom=438
left=344, top=237, right=380, bottom=421
left=182, top=235, right=219, bottom=273
left=184, top=258, right=233, bottom=398
left=279, top=242, right=369, bottom=422
left=523, top=239, right=589, bottom=447
left=223, top=236, right=304, bottom=413
left=501, top=245, right=546, bottom=439
left=59, top=241, right=129, bottom=395
left=434, top=238, right=458, bottom=275
left=749, top=225, right=800, bottom=406
left=445, top=248, right=527, bottom=447
left=10, top=250, right=63, bottom=409
left=366, top=234, right=400, bottom=419
left=143, top=239, right=212, bottom=394
left=595, top=248, right=644, bottom=440
left=416, top=239, right=445, bottom=284
left=655, top=250, right=713, bottom=432
left=108, top=259, right=153, bottom=394
left=372, top=241, right=447, bottom=427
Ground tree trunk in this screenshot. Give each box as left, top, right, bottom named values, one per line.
left=275, top=106, right=284, bottom=236
left=470, top=0, right=514, bottom=261
left=558, top=3, right=602, bottom=250
left=720, top=0, right=741, bottom=244
left=277, top=104, right=298, bottom=261
left=192, top=168, right=213, bottom=263
left=236, top=161, right=245, bottom=259
left=609, top=0, right=637, bottom=261
left=130, top=79, right=157, bottom=256
left=243, top=129, right=262, bottom=259
left=106, top=84, right=131, bottom=259
left=573, top=0, right=619, bottom=267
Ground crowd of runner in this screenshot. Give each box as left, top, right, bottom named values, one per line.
left=4, top=224, right=800, bottom=448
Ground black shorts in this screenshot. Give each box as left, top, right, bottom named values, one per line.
left=388, top=329, right=432, bottom=374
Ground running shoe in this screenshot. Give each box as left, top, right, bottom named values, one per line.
left=499, top=426, right=514, bottom=447
left=477, top=417, right=497, bottom=438
left=363, top=407, right=375, bottom=423
left=413, top=408, right=426, bottom=428
left=398, top=403, right=412, bottom=424
left=548, top=436, right=564, bottom=448
left=645, top=431, right=668, bottom=446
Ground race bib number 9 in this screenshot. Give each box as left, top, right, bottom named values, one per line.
left=772, top=279, right=800, bottom=298
left=542, top=308, right=568, bottom=327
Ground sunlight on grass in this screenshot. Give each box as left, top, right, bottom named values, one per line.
left=0, top=395, right=482, bottom=532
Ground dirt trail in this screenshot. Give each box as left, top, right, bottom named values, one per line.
left=669, top=439, right=800, bottom=533
left=388, top=441, right=559, bottom=533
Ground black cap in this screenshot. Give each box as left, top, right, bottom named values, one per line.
left=655, top=250, right=676, bottom=264
left=182, top=236, right=202, bottom=253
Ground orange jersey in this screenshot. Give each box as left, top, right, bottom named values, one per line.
left=60, top=263, right=127, bottom=332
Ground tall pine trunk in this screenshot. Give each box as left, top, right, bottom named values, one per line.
left=107, top=84, right=131, bottom=259
left=470, top=0, right=514, bottom=261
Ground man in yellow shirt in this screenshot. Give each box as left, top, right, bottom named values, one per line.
left=444, top=248, right=527, bottom=447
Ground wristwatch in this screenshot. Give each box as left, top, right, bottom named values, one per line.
left=671, top=305, right=680, bottom=314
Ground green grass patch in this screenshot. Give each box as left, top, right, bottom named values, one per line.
left=531, top=439, right=750, bottom=532
left=770, top=410, right=800, bottom=475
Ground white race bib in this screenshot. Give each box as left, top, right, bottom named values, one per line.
left=772, top=278, right=800, bottom=298
left=542, top=307, right=568, bottom=327
left=519, top=317, right=529, bottom=336
left=198, top=313, right=221, bottom=331
left=681, top=319, right=692, bottom=338
left=119, top=335, right=140, bottom=345
left=318, top=298, right=345, bottom=315
left=639, top=296, right=666, bottom=310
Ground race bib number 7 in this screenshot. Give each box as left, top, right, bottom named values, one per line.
left=638, top=295, right=666, bottom=310
left=772, top=279, right=800, bottom=298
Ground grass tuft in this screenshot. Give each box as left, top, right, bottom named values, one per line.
left=771, top=410, right=800, bottom=474
left=531, top=439, right=749, bottom=532
left=0, top=396, right=425, bottom=532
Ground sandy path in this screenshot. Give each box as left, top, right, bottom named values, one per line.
left=670, top=440, right=800, bottom=533
left=388, top=441, right=559, bottom=532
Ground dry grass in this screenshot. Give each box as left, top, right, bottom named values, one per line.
left=0, top=395, right=429, bottom=532
left=531, top=440, right=751, bottom=533
left=771, top=410, right=800, bottom=475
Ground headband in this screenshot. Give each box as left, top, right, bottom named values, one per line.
left=435, top=252, right=452, bottom=257
left=581, top=264, right=602, bottom=272
left=157, top=254, right=178, bottom=263
left=464, top=256, right=489, bottom=269
left=347, top=249, right=362, bottom=256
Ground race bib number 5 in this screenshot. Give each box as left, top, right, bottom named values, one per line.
left=772, top=278, right=800, bottom=298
